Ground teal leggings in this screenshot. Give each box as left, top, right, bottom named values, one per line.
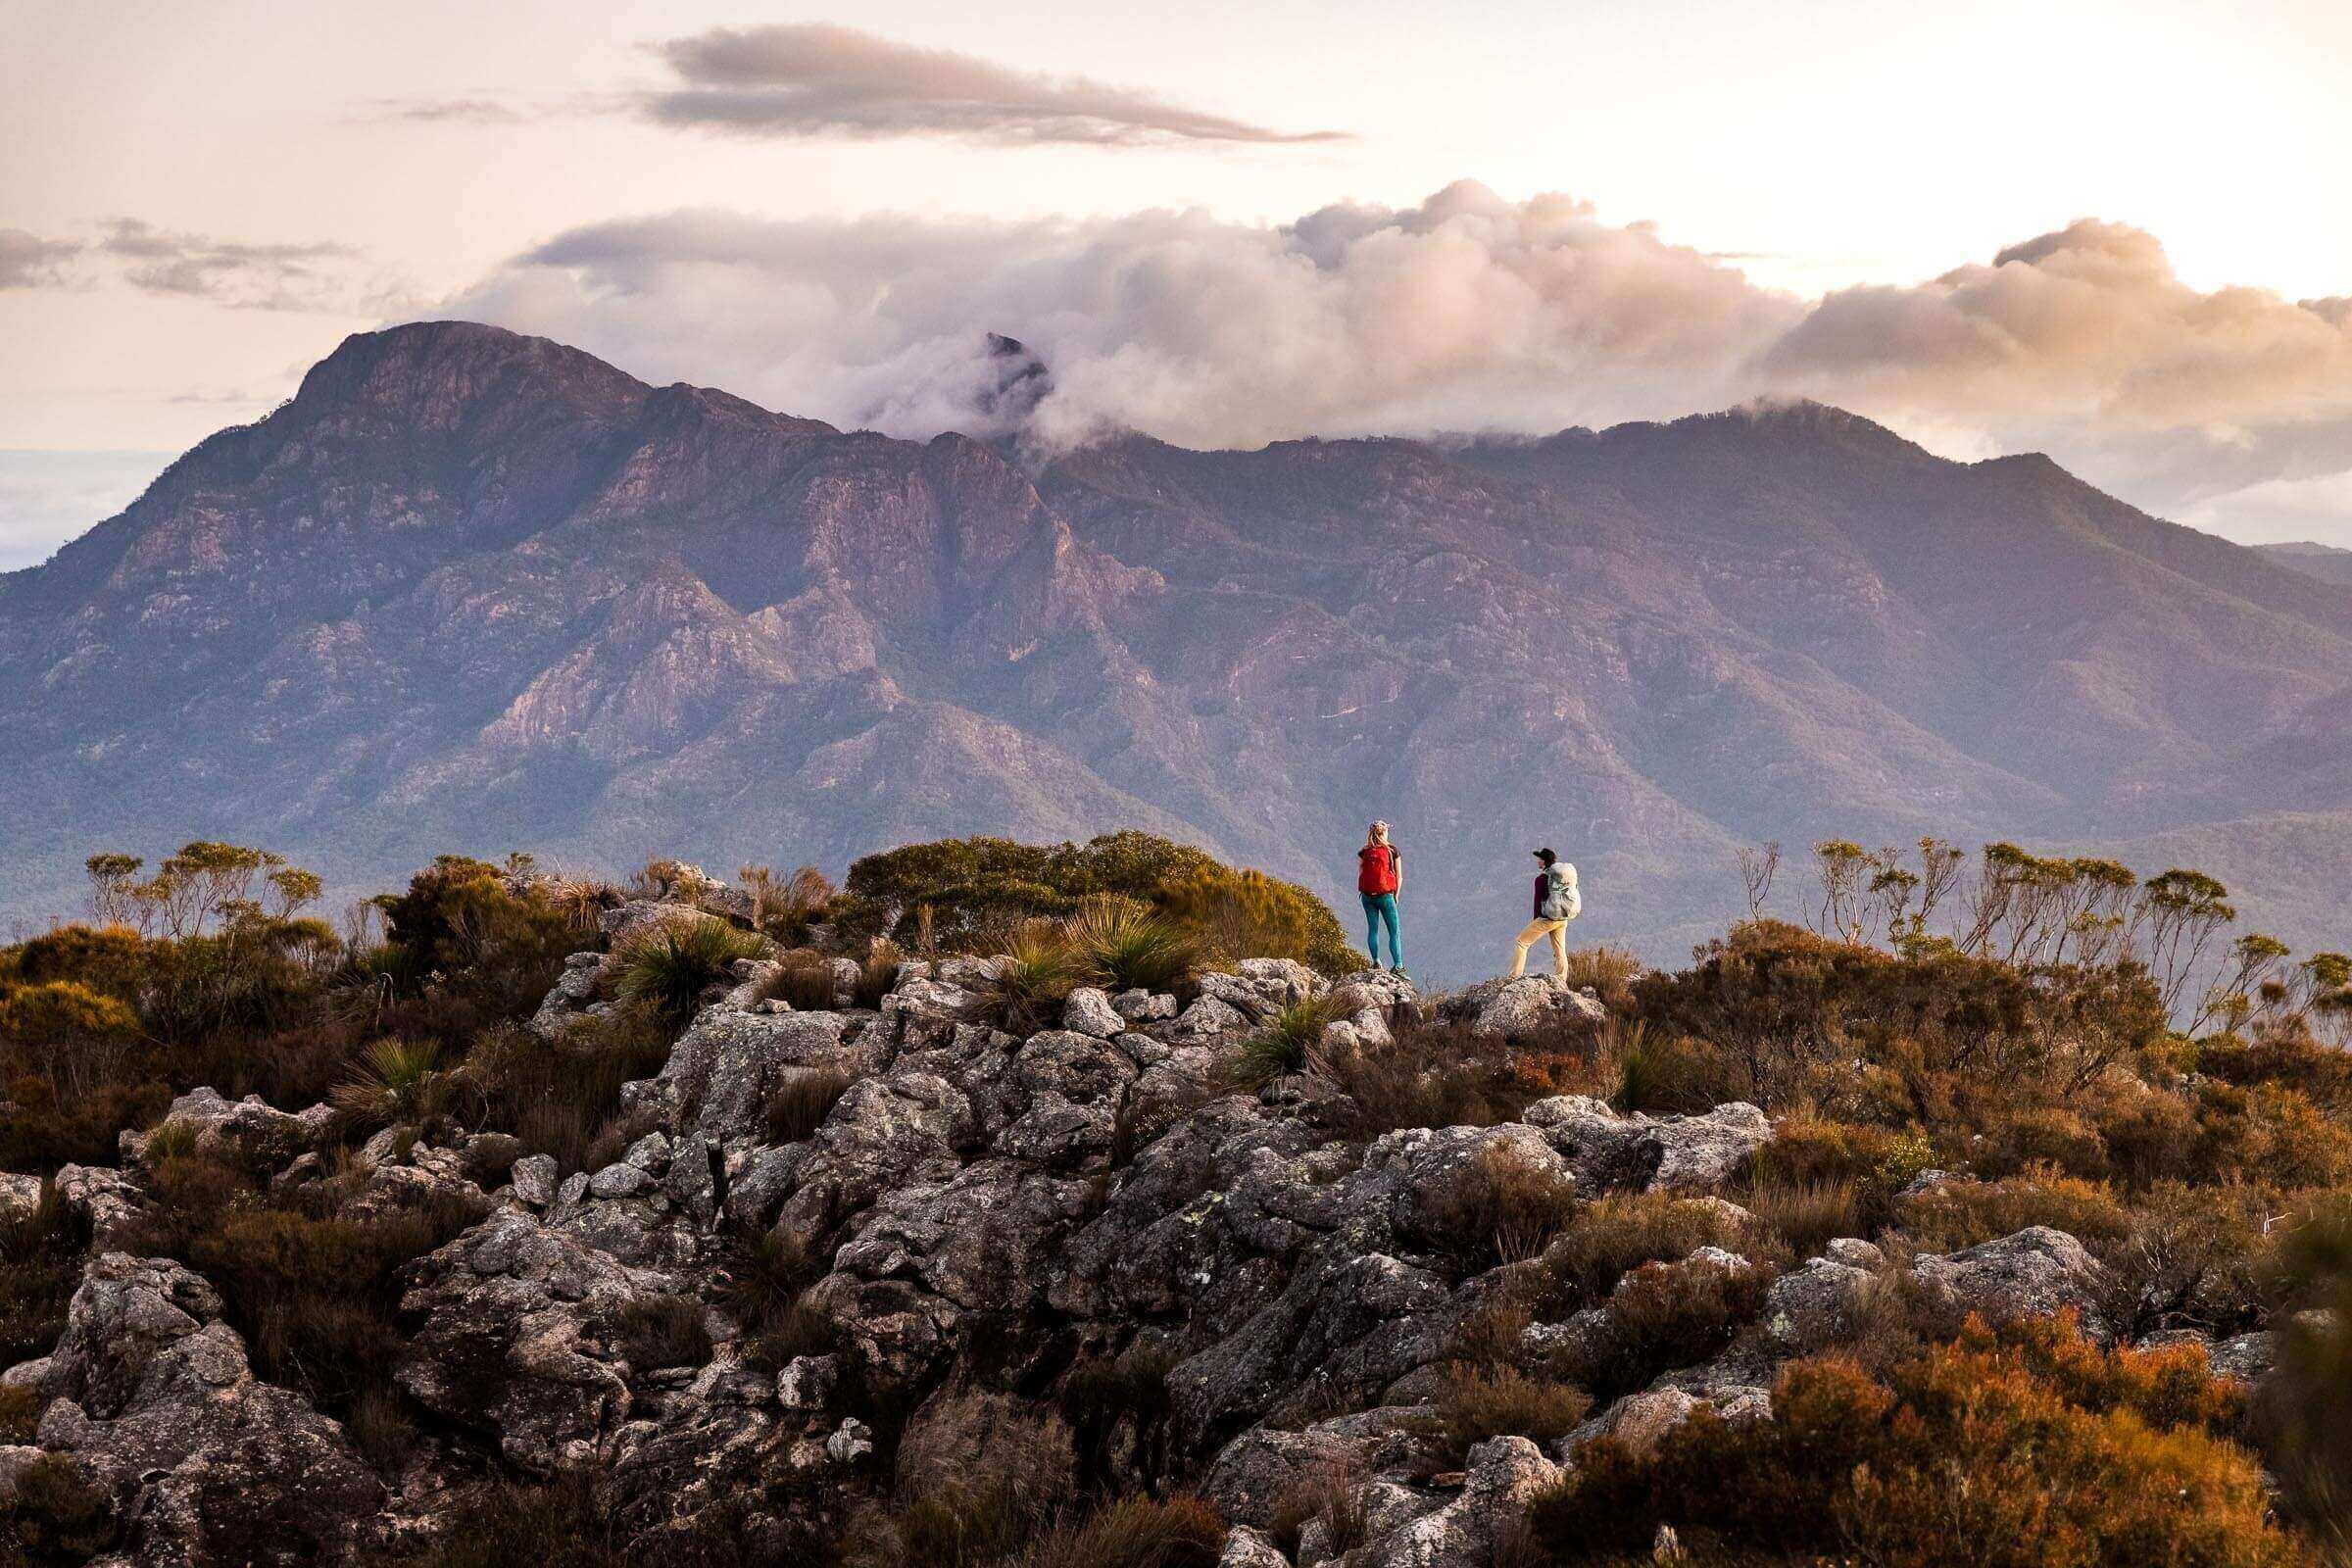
left=1360, top=893, right=1401, bottom=967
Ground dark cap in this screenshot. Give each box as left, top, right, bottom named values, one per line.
left=1532, top=847, right=1556, bottom=864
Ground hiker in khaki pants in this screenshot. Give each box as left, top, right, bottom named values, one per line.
left=1508, top=847, right=1582, bottom=977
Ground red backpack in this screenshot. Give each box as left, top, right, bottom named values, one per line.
left=1357, top=844, right=1399, bottom=896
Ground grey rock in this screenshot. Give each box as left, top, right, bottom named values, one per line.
left=633, top=1006, right=866, bottom=1144
left=1911, top=1226, right=2109, bottom=1338
left=1112, top=989, right=1178, bottom=1022
left=1171, top=996, right=1249, bottom=1041
left=396, top=1209, right=677, bottom=1473
left=511, top=1153, right=560, bottom=1208
left=26, top=1252, right=381, bottom=1566
left=1062, top=986, right=1126, bottom=1039
left=0, top=1172, right=42, bottom=1225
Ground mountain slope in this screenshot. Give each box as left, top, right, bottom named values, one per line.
left=4, top=321, right=2348, bottom=973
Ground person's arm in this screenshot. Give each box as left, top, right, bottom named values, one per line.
left=1533, top=874, right=1544, bottom=920
left=1394, top=851, right=1403, bottom=893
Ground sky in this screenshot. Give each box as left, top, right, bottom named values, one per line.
left=2, top=0, right=2349, bottom=566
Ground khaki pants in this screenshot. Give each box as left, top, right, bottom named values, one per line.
left=1509, top=918, right=1570, bottom=978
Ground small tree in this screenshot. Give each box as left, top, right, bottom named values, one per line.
left=1734, top=843, right=1781, bottom=923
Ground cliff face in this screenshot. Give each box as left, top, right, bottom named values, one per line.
left=5, top=320, right=2351, bottom=975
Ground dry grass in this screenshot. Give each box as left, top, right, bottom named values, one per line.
left=1427, top=1143, right=1582, bottom=1268
left=763, top=1066, right=853, bottom=1145
left=1431, top=1364, right=1592, bottom=1462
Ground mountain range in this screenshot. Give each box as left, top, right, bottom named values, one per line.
left=3, top=319, right=2348, bottom=979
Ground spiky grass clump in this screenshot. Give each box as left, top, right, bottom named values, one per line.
left=985, top=923, right=1079, bottom=1035
left=329, top=1037, right=451, bottom=1127
left=1230, top=997, right=1341, bottom=1087
left=1063, top=897, right=1201, bottom=995
left=611, top=919, right=767, bottom=1021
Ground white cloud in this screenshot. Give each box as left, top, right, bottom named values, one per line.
left=445, top=184, right=2352, bottom=539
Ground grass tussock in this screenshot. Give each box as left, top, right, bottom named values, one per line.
left=609, top=920, right=767, bottom=1022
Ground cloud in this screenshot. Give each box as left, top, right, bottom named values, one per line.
left=0, top=229, right=82, bottom=289
left=446, top=185, right=2352, bottom=538
left=96, top=220, right=369, bottom=310
left=640, top=23, right=1348, bottom=145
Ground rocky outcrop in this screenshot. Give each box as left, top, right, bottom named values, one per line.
left=0, top=943, right=2252, bottom=1568
left=12, top=1253, right=381, bottom=1567
left=393, top=1208, right=679, bottom=1474
left=1524, top=1096, right=1772, bottom=1194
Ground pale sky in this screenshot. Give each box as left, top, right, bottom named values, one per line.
left=3, top=0, right=2349, bottom=564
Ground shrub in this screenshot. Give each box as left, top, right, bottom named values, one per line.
left=1426, top=1143, right=1581, bottom=1268
left=1430, top=1364, right=1592, bottom=1461
left=1062, top=899, right=1200, bottom=995
left=1317, top=1022, right=1556, bottom=1140
left=610, top=921, right=766, bottom=1022
left=763, top=1067, right=853, bottom=1145
left=834, top=830, right=1353, bottom=977
left=1019, top=1494, right=1225, bottom=1568
left=852, top=939, right=904, bottom=1009
left=470, top=1006, right=675, bottom=1175
left=1894, top=1167, right=2133, bottom=1252
left=1542, top=1193, right=1750, bottom=1311
left=0, top=1451, right=117, bottom=1562
left=1737, top=1176, right=1863, bottom=1255
left=762, top=951, right=840, bottom=1011
left=714, top=1232, right=827, bottom=1345
left=1533, top=1315, right=2308, bottom=1568
left=1227, top=998, right=1339, bottom=1087
left=0, top=1182, right=81, bottom=1366
left=2261, top=1193, right=2352, bottom=1548
left=1558, top=945, right=1642, bottom=1010
left=615, top=1295, right=713, bottom=1372
left=985, top=925, right=1080, bottom=1035
left=1156, top=865, right=1358, bottom=978
left=328, top=1036, right=451, bottom=1128
left=1562, top=1257, right=1774, bottom=1401
left=858, top=1392, right=1079, bottom=1568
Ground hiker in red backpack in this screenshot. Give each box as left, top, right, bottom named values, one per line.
left=1356, top=821, right=1404, bottom=973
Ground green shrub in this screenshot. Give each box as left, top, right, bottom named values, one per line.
left=610, top=921, right=766, bottom=1022
left=1062, top=899, right=1201, bottom=995
left=328, top=1036, right=451, bottom=1128
left=984, top=926, right=1080, bottom=1035
left=1226, top=997, right=1338, bottom=1088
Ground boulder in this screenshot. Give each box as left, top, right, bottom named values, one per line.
left=1449, top=975, right=1606, bottom=1039
left=394, top=1209, right=679, bottom=1473
left=1525, top=1097, right=1770, bottom=1195
left=19, top=1252, right=381, bottom=1566
left=127, top=1086, right=333, bottom=1169
left=628, top=1007, right=870, bottom=1144
left=1062, top=987, right=1126, bottom=1039
left=529, top=950, right=612, bottom=1039
left=1911, top=1226, right=2109, bottom=1338
left=1111, top=989, right=1178, bottom=1023
left=0, top=1171, right=42, bottom=1225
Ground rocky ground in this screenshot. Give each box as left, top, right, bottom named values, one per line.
left=0, top=891, right=2292, bottom=1566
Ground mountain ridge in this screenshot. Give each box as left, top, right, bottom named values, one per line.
left=3, top=318, right=2348, bottom=975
